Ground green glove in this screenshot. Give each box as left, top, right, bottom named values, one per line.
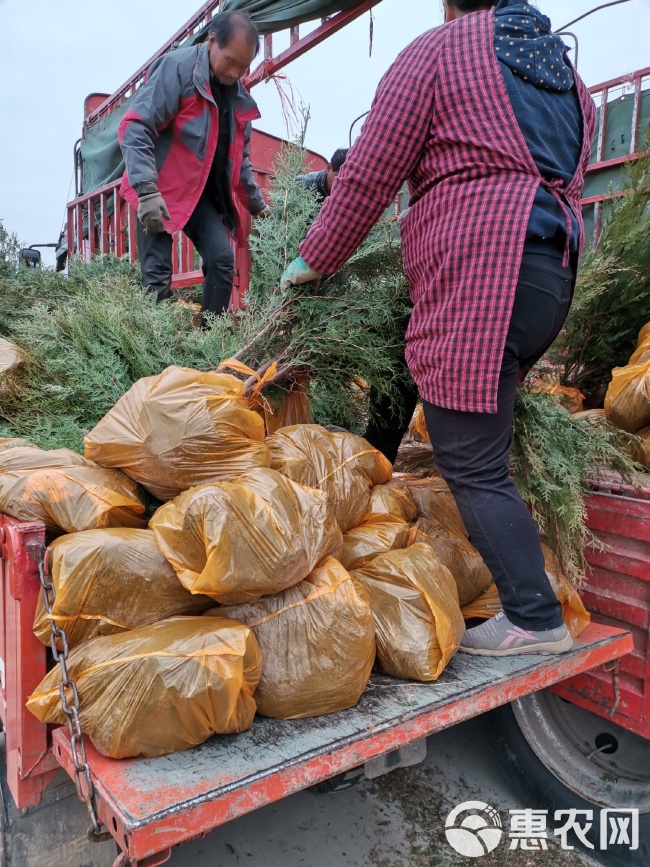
left=280, top=256, right=322, bottom=291
left=137, top=192, right=170, bottom=234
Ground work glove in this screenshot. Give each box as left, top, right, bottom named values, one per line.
left=255, top=204, right=272, bottom=219
left=137, top=192, right=170, bottom=233
left=280, top=256, right=322, bottom=291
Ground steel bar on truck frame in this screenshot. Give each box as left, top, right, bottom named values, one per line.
left=245, top=0, right=383, bottom=88
left=0, top=518, right=59, bottom=809
left=84, top=1, right=384, bottom=127
left=52, top=624, right=631, bottom=864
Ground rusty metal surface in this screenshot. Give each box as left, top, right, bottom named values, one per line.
left=551, top=487, right=650, bottom=737
left=0, top=515, right=57, bottom=809
left=51, top=622, right=631, bottom=863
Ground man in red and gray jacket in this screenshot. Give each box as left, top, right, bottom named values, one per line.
left=282, top=0, right=596, bottom=657
left=119, top=11, right=270, bottom=321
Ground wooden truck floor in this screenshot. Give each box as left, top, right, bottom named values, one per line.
left=51, top=622, right=632, bottom=866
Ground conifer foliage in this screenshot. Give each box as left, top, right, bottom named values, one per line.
left=0, top=146, right=410, bottom=448
left=0, top=147, right=640, bottom=583
left=551, top=152, right=650, bottom=405
left=511, top=389, right=638, bottom=585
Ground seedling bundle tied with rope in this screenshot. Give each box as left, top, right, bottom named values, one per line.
left=0, top=144, right=640, bottom=584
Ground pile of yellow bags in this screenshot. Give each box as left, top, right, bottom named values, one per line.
left=150, top=468, right=342, bottom=603
left=216, top=558, right=375, bottom=719
left=264, top=388, right=312, bottom=435
left=33, top=529, right=212, bottom=649
left=340, top=514, right=410, bottom=570
left=18, top=360, right=595, bottom=760
left=605, top=359, right=650, bottom=434
left=401, top=475, right=469, bottom=539
left=27, top=617, right=262, bottom=758
left=267, top=424, right=392, bottom=531
left=352, top=543, right=465, bottom=681
left=364, top=480, right=418, bottom=523
left=605, top=323, right=650, bottom=438
left=84, top=367, right=271, bottom=500
left=408, top=518, right=493, bottom=607
left=0, top=445, right=145, bottom=533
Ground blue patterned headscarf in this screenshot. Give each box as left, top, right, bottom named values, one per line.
left=493, top=1, right=574, bottom=92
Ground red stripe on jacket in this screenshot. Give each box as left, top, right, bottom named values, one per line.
left=117, top=45, right=262, bottom=239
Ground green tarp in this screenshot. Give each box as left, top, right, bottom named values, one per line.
left=587, top=88, right=650, bottom=198
left=590, top=89, right=650, bottom=163
left=79, top=101, right=131, bottom=196
left=220, top=0, right=366, bottom=33
left=79, top=0, right=650, bottom=208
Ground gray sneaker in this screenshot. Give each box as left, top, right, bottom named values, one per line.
left=458, top=610, right=573, bottom=657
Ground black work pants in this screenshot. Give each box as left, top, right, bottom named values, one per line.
left=423, top=253, right=575, bottom=631
left=364, top=354, right=419, bottom=464
left=364, top=311, right=419, bottom=465
left=136, top=193, right=235, bottom=316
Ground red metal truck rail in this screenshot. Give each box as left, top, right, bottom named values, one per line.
left=551, top=481, right=650, bottom=737
left=51, top=623, right=631, bottom=866
left=587, top=66, right=650, bottom=178
left=66, top=130, right=327, bottom=307
left=582, top=66, right=650, bottom=242
left=0, top=515, right=58, bottom=809
left=0, top=509, right=633, bottom=838
left=66, top=0, right=379, bottom=296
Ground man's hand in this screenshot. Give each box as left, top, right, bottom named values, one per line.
left=138, top=192, right=170, bottom=233
left=255, top=204, right=272, bottom=219
left=280, top=256, right=322, bottom=291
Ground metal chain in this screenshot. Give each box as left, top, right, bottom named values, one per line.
left=36, top=544, right=108, bottom=839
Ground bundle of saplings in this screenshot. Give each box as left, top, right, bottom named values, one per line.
left=510, top=388, right=637, bottom=584
left=549, top=151, right=650, bottom=407
left=0, top=146, right=410, bottom=452
left=0, top=144, right=638, bottom=585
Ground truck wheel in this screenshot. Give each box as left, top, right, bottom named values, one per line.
left=488, top=692, right=650, bottom=866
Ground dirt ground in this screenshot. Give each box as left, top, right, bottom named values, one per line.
left=166, top=713, right=600, bottom=867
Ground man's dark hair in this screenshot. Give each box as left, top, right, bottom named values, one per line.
left=331, top=149, right=349, bottom=172
left=447, top=1, right=496, bottom=10
left=209, top=11, right=261, bottom=58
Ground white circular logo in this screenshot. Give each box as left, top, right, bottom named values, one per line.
left=445, top=801, right=504, bottom=857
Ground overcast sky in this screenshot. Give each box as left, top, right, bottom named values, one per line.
left=1, top=0, right=649, bottom=266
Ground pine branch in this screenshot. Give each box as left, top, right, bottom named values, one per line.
left=548, top=151, right=650, bottom=405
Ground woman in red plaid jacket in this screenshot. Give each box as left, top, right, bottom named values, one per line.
left=282, top=0, right=597, bottom=657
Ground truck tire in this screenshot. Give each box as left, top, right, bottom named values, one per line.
left=487, top=692, right=650, bottom=866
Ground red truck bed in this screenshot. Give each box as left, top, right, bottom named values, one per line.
left=51, top=623, right=631, bottom=865
left=551, top=480, right=650, bottom=736
left=0, top=510, right=635, bottom=866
